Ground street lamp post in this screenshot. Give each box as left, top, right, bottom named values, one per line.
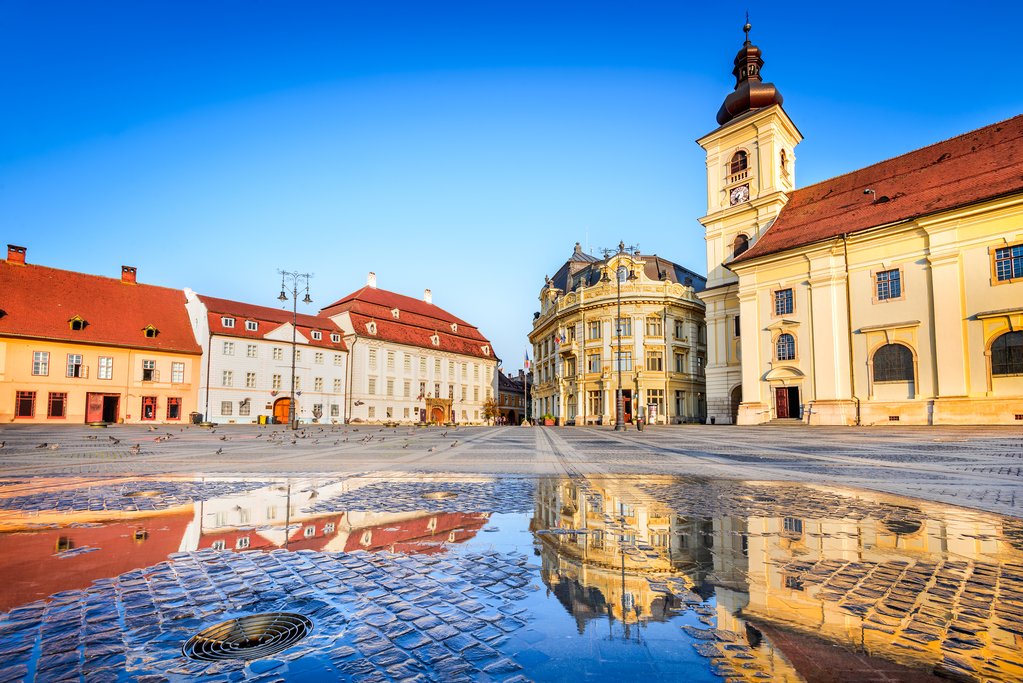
left=602, top=241, right=637, bottom=431
left=277, top=270, right=312, bottom=430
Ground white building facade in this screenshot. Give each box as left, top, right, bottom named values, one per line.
left=320, top=274, right=498, bottom=424
left=185, top=290, right=348, bottom=424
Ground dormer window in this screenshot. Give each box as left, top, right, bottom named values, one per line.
left=732, top=234, right=749, bottom=258
left=366, top=322, right=377, bottom=335
left=482, top=345, right=490, bottom=356
left=430, top=334, right=440, bottom=346
left=330, top=333, right=341, bottom=343
left=245, top=320, right=258, bottom=332
left=450, top=323, right=458, bottom=333
left=221, top=317, right=235, bottom=328
left=68, top=315, right=87, bottom=331
left=143, top=325, right=159, bottom=338
left=391, top=308, right=400, bottom=319
left=311, top=330, right=322, bottom=340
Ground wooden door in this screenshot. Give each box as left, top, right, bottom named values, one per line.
left=775, top=388, right=789, bottom=418
left=430, top=407, right=445, bottom=423
left=273, top=398, right=291, bottom=424
left=86, top=393, right=104, bottom=422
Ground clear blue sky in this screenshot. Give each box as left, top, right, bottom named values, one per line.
left=2, top=1, right=1018, bottom=366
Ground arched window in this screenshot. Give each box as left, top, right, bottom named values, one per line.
left=991, top=331, right=1023, bottom=376
left=776, top=334, right=795, bottom=361
left=873, top=344, right=914, bottom=382
left=732, top=234, right=749, bottom=258
left=730, top=151, right=748, bottom=175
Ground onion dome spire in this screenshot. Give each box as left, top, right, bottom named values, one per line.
left=715, top=19, right=784, bottom=126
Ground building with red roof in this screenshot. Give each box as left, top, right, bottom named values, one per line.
left=697, top=25, right=1023, bottom=425
left=185, top=291, right=347, bottom=424
left=319, top=273, right=498, bottom=423
left=0, top=245, right=202, bottom=423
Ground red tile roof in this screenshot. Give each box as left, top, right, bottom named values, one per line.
left=320, top=286, right=495, bottom=359
left=732, top=114, right=1023, bottom=264
left=0, top=261, right=201, bottom=354
left=197, top=294, right=347, bottom=351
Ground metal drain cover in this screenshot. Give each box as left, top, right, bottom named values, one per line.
left=182, top=612, right=312, bottom=661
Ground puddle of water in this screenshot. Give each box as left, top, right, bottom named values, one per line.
left=0, top=474, right=1020, bottom=682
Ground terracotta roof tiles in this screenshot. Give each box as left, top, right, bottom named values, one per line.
left=197, top=294, right=347, bottom=350
left=733, top=114, right=1023, bottom=264
left=0, top=261, right=201, bottom=354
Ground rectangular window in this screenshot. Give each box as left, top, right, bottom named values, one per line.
left=386, top=406, right=393, bottom=418
left=434, top=359, right=442, bottom=374
left=272, top=374, right=282, bottom=390
left=385, top=379, right=393, bottom=396
left=614, top=317, right=632, bottom=337
left=473, top=386, right=479, bottom=402
left=15, top=391, right=35, bottom=418
left=221, top=401, right=233, bottom=416
left=587, top=353, right=601, bottom=373
left=995, top=245, right=1023, bottom=282
left=66, top=354, right=84, bottom=378
left=295, top=376, right=301, bottom=391
left=32, top=351, right=49, bottom=376
left=167, top=397, right=182, bottom=420
left=461, top=385, right=467, bottom=401
left=334, top=379, right=343, bottom=393
left=419, top=381, right=426, bottom=398
left=646, top=351, right=663, bottom=372
left=142, top=359, right=156, bottom=381
left=47, top=392, right=67, bottom=419
left=588, top=390, right=602, bottom=416
left=171, top=362, right=184, bottom=383
left=387, top=351, right=395, bottom=370
left=645, top=317, right=662, bottom=337
left=674, top=320, right=685, bottom=339
left=420, top=357, right=427, bottom=373
left=448, top=360, right=454, bottom=377
left=222, top=370, right=233, bottom=387
left=448, top=384, right=454, bottom=400
left=311, top=331, right=322, bottom=340
left=368, top=348, right=377, bottom=369
left=98, top=356, right=113, bottom=380
left=331, top=333, right=341, bottom=343
left=368, top=378, right=376, bottom=394
left=238, top=401, right=251, bottom=416
left=331, top=404, right=340, bottom=417
left=273, top=347, right=283, bottom=361
left=614, top=350, right=633, bottom=371
left=783, top=517, right=804, bottom=535
left=436, top=382, right=442, bottom=398
left=221, top=317, right=235, bottom=328
left=473, top=364, right=480, bottom=379
left=315, top=377, right=323, bottom=392
left=404, top=380, right=411, bottom=398
left=875, top=268, right=902, bottom=300
left=461, top=362, right=467, bottom=377
left=734, top=315, right=741, bottom=338
left=315, top=352, right=323, bottom=364
left=647, top=389, right=665, bottom=418
left=245, top=372, right=256, bottom=388
left=404, top=355, right=412, bottom=372
left=774, top=288, right=794, bottom=316
left=566, top=358, right=576, bottom=376
left=334, top=354, right=343, bottom=366
left=403, top=407, right=410, bottom=418
left=245, top=320, right=258, bottom=331
left=223, top=341, right=234, bottom=355
left=368, top=406, right=375, bottom=418
left=247, top=344, right=258, bottom=358
left=295, top=349, right=301, bottom=362
left=674, top=352, right=686, bottom=373
left=587, top=321, right=602, bottom=339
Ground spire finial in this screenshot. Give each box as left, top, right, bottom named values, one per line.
left=743, top=12, right=751, bottom=44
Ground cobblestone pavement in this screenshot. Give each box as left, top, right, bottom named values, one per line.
left=0, top=423, right=1020, bottom=517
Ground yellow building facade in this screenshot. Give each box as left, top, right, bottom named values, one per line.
left=699, top=28, right=1023, bottom=425
left=0, top=246, right=202, bottom=424
left=529, top=243, right=707, bottom=425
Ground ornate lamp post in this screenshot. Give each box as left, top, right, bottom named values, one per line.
left=277, top=270, right=312, bottom=430
left=602, top=242, right=637, bottom=431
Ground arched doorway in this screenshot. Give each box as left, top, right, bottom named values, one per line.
left=730, top=386, right=742, bottom=424
left=430, top=406, right=445, bottom=423
left=273, top=397, right=291, bottom=424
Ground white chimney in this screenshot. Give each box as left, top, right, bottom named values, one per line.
left=423, top=288, right=432, bottom=304
left=367, top=272, right=377, bottom=288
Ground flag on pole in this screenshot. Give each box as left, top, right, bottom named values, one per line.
left=524, top=348, right=531, bottom=371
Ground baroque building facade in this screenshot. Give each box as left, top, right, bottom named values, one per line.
left=184, top=291, right=347, bottom=424
left=529, top=243, right=707, bottom=425
left=320, top=273, right=498, bottom=424
left=0, top=245, right=202, bottom=424
left=700, top=25, right=1023, bottom=425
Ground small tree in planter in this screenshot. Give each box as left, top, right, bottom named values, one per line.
left=482, top=398, right=500, bottom=425
left=541, top=413, right=555, bottom=426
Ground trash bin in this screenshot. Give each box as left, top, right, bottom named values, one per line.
left=636, top=417, right=644, bottom=431
left=189, top=412, right=202, bottom=425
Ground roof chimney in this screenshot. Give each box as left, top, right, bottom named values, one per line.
left=121, top=266, right=137, bottom=284
left=423, top=288, right=432, bottom=304
left=367, top=272, right=377, bottom=288
left=6, top=245, right=26, bottom=265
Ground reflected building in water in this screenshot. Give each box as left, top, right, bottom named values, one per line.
left=532, top=476, right=1023, bottom=682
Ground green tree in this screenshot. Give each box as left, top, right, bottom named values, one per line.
left=482, top=398, right=500, bottom=425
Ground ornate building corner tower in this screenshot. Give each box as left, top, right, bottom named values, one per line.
left=696, top=22, right=802, bottom=424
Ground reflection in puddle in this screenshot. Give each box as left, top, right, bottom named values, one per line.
left=0, top=474, right=1019, bottom=681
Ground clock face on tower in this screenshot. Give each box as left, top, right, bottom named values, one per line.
left=729, top=183, right=750, bottom=206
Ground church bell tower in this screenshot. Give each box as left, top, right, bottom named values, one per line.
left=696, top=21, right=802, bottom=424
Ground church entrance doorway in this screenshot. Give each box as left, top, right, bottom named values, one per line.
left=774, top=387, right=800, bottom=419
left=273, top=397, right=292, bottom=424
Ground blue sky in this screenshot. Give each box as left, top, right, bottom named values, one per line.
left=1, top=1, right=1018, bottom=365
